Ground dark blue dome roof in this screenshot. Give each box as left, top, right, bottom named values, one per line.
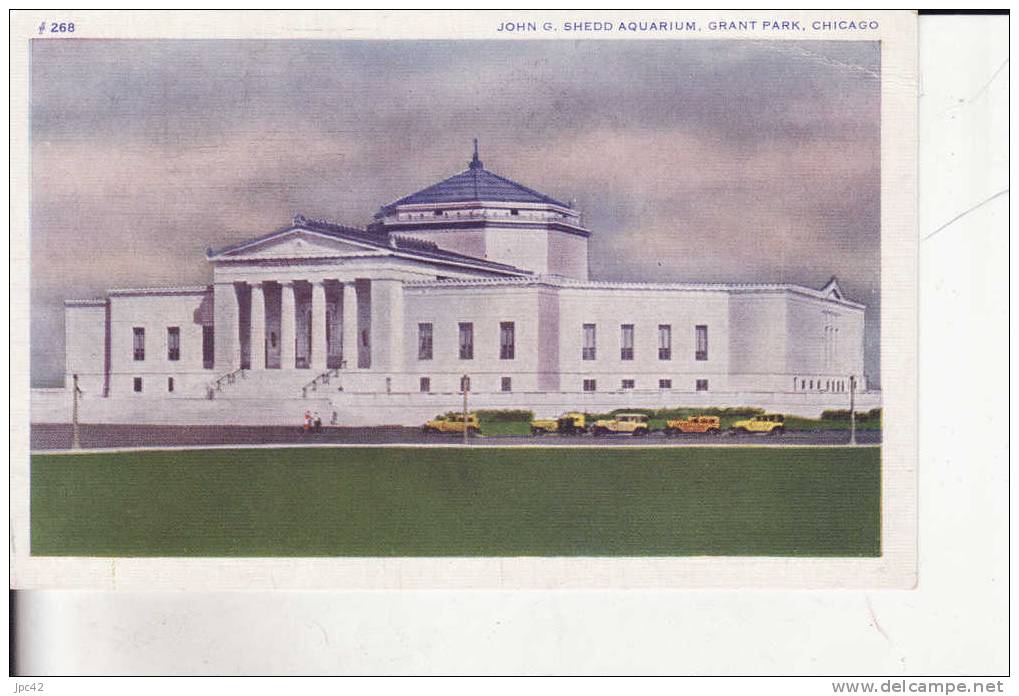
left=378, top=146, right=568, bottom=215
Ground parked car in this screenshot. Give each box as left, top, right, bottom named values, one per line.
left=730, top=413, right=785, bottom=435
left=423, top=413, right=481, bottom=435
left=591, top=413, right=651, bottom=437
left=530, top=412, right=588, bottom=435
left=663, top=415, right=721, bottom=436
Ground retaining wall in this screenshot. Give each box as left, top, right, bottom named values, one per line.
left=32, top=387, right=881, bottom=426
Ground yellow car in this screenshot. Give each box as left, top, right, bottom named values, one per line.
left=423, top=413, right=481, bottom=435
left=591, top=413, right=651, bottom=437
left=730, top=413, right=785, bottom=435
left=663, top=415, right=722, bottom=436
left=530, top=412, right=587, bottom=436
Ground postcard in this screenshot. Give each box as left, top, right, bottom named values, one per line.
left=10, top=10, right=918, bottom=589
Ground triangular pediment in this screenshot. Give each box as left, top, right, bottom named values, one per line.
left=217, top=228, right=384, bottom=260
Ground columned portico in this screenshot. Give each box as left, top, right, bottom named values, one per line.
left=227, top=277, right=368, bottom=372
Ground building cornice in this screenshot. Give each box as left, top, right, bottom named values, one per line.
left=379, top=218, right=592, bottom=238
left=108, top=285, right=212, bottom=297
left=404, top=277, right=866, bottom=309
left=379, top=199, right=579, bottom=217
left=64, top=298, right=107, bottom=307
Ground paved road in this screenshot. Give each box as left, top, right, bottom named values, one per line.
left=31, top=423, right=881, bottom=450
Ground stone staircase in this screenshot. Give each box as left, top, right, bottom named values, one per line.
left=300, top=366, right=348, bottom=398
left=207, top=368, right=342, bottom=400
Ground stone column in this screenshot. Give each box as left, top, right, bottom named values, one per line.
left=342, top=281, right=359, bottom=369
left=311, top=281, right=328, bottom=371
left=250, top=282, right=266, bottom=370
left=213, top=281, right=240, bottom=371
left=280, top=281, right=296, bottom=369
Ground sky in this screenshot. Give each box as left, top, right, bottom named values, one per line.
left=30, top=39, right=881, bottom=386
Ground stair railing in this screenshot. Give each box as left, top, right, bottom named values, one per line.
left=302, top=361, right=345, bottom=398
left=206, top=367, right=246, bottom=399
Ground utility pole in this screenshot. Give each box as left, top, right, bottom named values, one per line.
left=462, top=374, right=470, bottom=446
left=71, top=373, right=82, bottom=450
left=849, top=374, right=857, bottom=446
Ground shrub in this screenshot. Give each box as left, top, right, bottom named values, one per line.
left=651, top=406, right=764, bottom=419
left=473, top=409, right=534, bottom=422
left=821, top=409, right=849, bottom=420
left=821, top=409, right=880, bottom=422
left=698, top=406, right=765, bottom=417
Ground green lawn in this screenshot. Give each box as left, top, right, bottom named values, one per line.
left=31, top=446, right=881, bottom=557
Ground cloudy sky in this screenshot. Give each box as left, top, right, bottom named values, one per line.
left=30, top=39, right=880, bottom=385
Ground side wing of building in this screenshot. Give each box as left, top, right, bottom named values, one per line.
left=64, top=288, right=215, bottom=399
left=401, top=278, right=866, bottom=397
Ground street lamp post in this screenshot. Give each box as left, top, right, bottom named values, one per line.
left=849, top=374, right=857, bottom=446
left=461, top=374, right=470, bottom=446
left=71, top=373, right=82, bottom=450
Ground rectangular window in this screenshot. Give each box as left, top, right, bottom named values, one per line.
left=419, top=377, right=431, bottom=393
left=620, top=324, right=634, bottom=360
left=621, top=379, right=635, bottom=390
left=696, top=379, right=709, bottom=392
left=460, top=375, right=471, bottom=392
left=202, top=326, right=214, bottom=369
left=458, top=322, right=474, bottom=360
left=167, top=377, right=174, bottom=393
left=417, top=323, right=433, bottom=360
left=501, top=377, right=512, bottom=392
left=659, top=379, right=672, bottom=389
left=658, top=324, right=672, bottom=360
left=582, top=324, right=597, bottom=360
left=167, top=326, right=180, bottom=361
left=133, top=327, right=145, bottom=361
left=583, top=379, right=597, bottom=392
left=500, top=321, right=515, bottom=360
left=133, top=377, right=143, bottom=393
left=695, top=325, right=708, bottom=361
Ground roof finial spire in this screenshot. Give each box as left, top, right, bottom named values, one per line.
left=469, top=137, right=483, bottom=170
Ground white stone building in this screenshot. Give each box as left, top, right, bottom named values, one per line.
left=50, top=147, right=875, bottom=426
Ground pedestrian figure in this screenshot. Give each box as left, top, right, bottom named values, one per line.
left=303, top=410, right=312, bottom=433
left=313, top=412, right=322, bottom=433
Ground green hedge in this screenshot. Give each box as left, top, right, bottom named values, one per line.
left=472, top=409, right=535, bottom=422
left=820, top=408, right=882, bottom=422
